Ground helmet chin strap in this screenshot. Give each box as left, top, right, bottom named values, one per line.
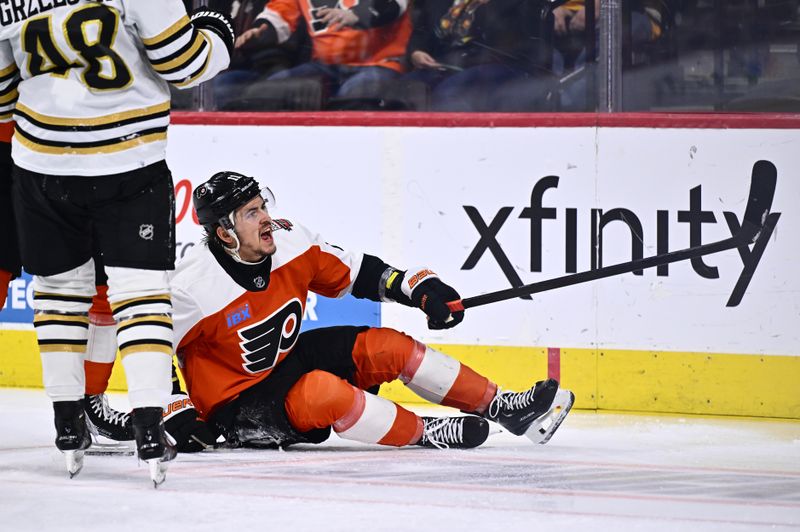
left=221, top=213, right=268, bottom=266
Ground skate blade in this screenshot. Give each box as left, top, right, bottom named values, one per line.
left=523, top=389, right=575, bottom=445
left=64, top=450, right=85, bottom=478
left=86, top=441, right=135, bottom=456
left=147, top=458, right=170, bottom=488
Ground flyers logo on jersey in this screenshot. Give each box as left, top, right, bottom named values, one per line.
left=237, top=298, right=303, bottom=374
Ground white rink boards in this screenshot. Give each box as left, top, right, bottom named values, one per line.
left=2, top=117, right=798, bottom=421
left=166, top=124, right=799, bottom=356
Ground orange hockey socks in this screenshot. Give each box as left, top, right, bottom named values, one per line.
left=285, top=370, right=423, bottom=447
left=352, top=328, right=497, bottom=414
left=84, top=286, right=117, bottom=395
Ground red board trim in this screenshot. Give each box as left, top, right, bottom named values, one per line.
left=171, top=111, right=800, bottom=129
left=548, top=347, right=561, bottom=382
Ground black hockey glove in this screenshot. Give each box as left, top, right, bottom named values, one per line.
left=190, top=9, right=235, bottom=56
left=398, top=267, right=465, bottom=330
left=164, top=393, right=217, bottom=453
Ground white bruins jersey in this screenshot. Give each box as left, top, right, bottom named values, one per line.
left=170, top=219, right=364, bottom=418
left=0, top=0, right=230, bottom=176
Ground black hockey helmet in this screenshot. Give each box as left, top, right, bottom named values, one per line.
left=193, top=171, right=273, bottom=230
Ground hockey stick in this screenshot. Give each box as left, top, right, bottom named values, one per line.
left=447, top=160, right=777, bottom=312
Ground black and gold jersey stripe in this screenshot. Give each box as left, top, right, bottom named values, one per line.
left=14, top=102, right=170, bottom=132
left=111, top=295, right=173, bottom=316
left=173, top=41, right=214, bottom=88
left=141, top=15, right=192, bottom=50
left=0, top=63, right=19, bottom=83
left=119, top=342, right=174, bottom=357
left=33, top=292, right=94, bottom=305
left=14, top=126, right=168, bottom=155
left=117, top=315, right=173, bottom=333
left=150, top=31, right=207, bottom=74
left=33, top=314, right=91, bottom=328
left=13, top=101, right=171, bottom=155
left=38, top=342, right=89, bottom=354
left=143, top=15, right=216, bottom=88
left=0, top=64, right=19, bottom=119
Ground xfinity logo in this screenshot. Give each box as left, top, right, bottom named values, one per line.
left=463, top=175, right=781, bottom=307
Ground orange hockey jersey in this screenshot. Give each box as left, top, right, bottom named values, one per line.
left=255, top=0, right=411, bottom=72
left=171, top=219, right=363, bottom=419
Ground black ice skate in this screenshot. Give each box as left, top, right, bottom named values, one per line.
left=84, top=394, right=135, bottom=456
left=131, top=407, right=177, bottom=487
left=53, top=400, right=92, bottom=478
left=415, top=415, right=489, bottom=449
left=485, top=378, right=574, bottom=444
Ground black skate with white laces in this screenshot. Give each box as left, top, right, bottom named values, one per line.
left=485, top=378, right=574, bottom=444
left=415, top=415, right=489, bottom=449
left=84, top=394, right=135, bottom=455
left=131, top=407, right=177, bottom=487
left=53, top=400, right=92, bottom=478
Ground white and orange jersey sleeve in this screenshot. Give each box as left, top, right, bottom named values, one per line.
left=292, top=223, right=363, bottom=299
left=171, top=285, right=207, bottom=360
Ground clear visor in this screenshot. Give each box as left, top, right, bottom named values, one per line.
left=223, top=186, right=277, bottom=230
left=261, top=186, right=276, bottom=211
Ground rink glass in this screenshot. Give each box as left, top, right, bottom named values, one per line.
left=176, top=0, right=799, bottom=113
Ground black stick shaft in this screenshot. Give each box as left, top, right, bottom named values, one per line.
left=461, top=235, right=741, bottom=309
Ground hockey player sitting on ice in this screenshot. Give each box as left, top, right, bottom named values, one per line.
left=85, top=171, right=574, bottom=451
left=162, top=171, right=576, bottom=450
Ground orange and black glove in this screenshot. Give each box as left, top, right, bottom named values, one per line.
left=163, top=393, right=217, bottom=453
left=395, top=267, right=465, bottom=330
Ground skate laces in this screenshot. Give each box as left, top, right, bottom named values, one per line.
left=89, top=394, right=130, bottom=427
left=105, top=407, right=131, bottom=427
left=488, top=387, right=536, bottom=419
left=421, top=417, right=464, bottom=449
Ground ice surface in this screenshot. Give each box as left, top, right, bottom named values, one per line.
left=1, top=388, right=798, bottom=531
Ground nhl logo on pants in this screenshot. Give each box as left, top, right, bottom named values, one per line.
left=139, top=224, right=154, bottom=240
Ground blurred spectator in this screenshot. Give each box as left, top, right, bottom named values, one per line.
left=233, top=0, right=411, bottom=105
left=402, top=0, right=552, bottom=111
left=553, top=0, right=664, bottom=69
left=211, top=0, right=309, bottom=109
left=553, top=0, right=669, bottom=109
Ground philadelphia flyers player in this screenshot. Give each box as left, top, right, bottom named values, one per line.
left=163, top=171, right=574, bottom=451
left=0, top=0, right=235, bottom=484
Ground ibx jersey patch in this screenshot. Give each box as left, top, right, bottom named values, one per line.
left=226, top=302, right=253, bottom=328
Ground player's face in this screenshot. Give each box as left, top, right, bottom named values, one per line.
left=232, top=196, right=276, bottom=261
